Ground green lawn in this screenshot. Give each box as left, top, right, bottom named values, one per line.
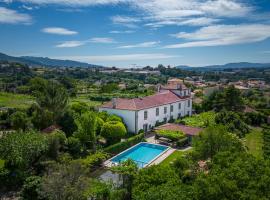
left=245, top=128, right=263, bottom=158
left=70, top=94, right=102, bottom=107
left=0, top=92, right=34, bottom=109
left=160, top=150, right=186, bottom=166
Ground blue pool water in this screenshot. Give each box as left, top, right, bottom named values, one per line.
left=111, top=142, right=169, bottom=168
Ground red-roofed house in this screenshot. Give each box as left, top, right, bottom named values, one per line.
left=99, top=79, right=192, bottom=133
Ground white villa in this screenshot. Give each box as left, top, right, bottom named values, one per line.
left=99, top=79, right=192, bottom=134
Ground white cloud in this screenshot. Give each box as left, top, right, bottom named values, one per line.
left=3, top=0, right=257, bottom=28
left=164, top=24, right=270, bottom=48
left=0, top=7, right=32, bottom=24
left=88, top=37, right=116, bottom=43
left=118, top=41, right=160, bottom=49
left=55, top=37, right=116, bottom=48
left=111, top=15, right=140, bottom=28
left=3, top=0, right=128, bottom=6
left=56, top=40, right=86, bottom=48
left=42, top=27, right=78, bottom=35
left=110, top=30, right=134, bottom=34
left=54, top=53, right=177, bottom=63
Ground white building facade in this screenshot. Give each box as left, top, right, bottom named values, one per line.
left=99, top=79, right=192, bottom=134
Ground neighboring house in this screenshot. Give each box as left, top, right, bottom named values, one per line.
left=99, top=79, right=192, bottom=134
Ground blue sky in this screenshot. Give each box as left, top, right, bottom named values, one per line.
left=0, top=0, right=270, bottom=67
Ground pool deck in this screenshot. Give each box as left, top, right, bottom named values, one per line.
left=148, top=148, right=176, bottom=166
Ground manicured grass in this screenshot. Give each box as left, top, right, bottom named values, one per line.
left=245, top=128, right=263, bottom=158
left=70, top=94, right=102, bottom=107
left=160, top=150, right=185, bottom=166
left=0, top=92, right=34, bottom=109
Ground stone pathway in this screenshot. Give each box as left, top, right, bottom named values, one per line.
left=148, top=148, right=176, bottom=166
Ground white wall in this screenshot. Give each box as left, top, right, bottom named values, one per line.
left=99, top=108, right=136, bottom=133
left=137, top=98, right=192, bottom=132
left=99, top=97, right=192, bottom=134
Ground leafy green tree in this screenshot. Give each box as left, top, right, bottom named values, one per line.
left=46, top=130, right=67, bottom=160
left=112, top=159, right=138, bottom=200
left=36, top=81, right=69, bottom=122
left=0, top=131, right=48, bottom=170
left=96, top=117, right=104, bottom=135
left=20, top=176, right=43, bottom=200
left=39, top=162, right=91, bottom=200
left=215, top=111, right=250, bottom=137
left=9, top=111, right=31, bottom=131
left=74, top=111, right=97, bottom=151
left=67, top=137, right=82, bottom=158
left=132, top=165, right=182, bottom=200
left=107, top=115, right=123, bottom=123
left=202, top=86, right=244, bottom=112
left=101, top=121, right=127, bottom=145
left=193, top=152, right=270, bottom=200
left=192, top=125, right=245, bottom=159
left=224, top=85, right=245, bottom=111
left=100, top=83, right=119, bottom=93
left=57, top=109, right=77, bottom=137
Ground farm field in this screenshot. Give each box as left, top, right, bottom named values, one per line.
left=245, top=128, right=263, bottom=158
left=0, top=92, right=34, bottom=109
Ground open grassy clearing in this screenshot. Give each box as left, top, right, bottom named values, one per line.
left=0, top=92, right=34, bottom=109
left=245, top=128, right=263, bottom=158
left=160, top=150, right=191, bottom=166
left=70, top=94, right=102, bottom=107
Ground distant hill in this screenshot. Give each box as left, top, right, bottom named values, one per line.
left=0, top=52, right=103, bottom=68
left=176, top=62, right=270, bottom=71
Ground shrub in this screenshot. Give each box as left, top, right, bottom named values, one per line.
left=215, top=111, right=250, bottom=138
left=107, top=115, right=123, bottom=123
left=155, top=130, right=186, bottom=141
left=104, top=133, right=145, bottom=155
left=178, top=112, right=216, bottom=128
left=176, top=137, right=189, bottom=148
left=96, top=117, right=104, bottom=135
left=67, top=137, right=81, bottom=158
left=20, top=176, right=42, bottom=200
left=101, top=121, right=127, bottom=145
left=80, top=151, right=109, bottom=170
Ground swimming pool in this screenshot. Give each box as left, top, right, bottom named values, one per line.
left=110, top=142, right=169, bottom=168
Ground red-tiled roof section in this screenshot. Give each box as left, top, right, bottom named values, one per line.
left=101, top=91, right=185, bottom=110
left=155, top=123, right=203, bottom=136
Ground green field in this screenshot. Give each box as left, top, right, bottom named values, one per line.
left=245, top=128, right=263, bottom=158
left=160, top=150, right=186, bottom=166
left=70, top=94, right=102, bottom=107
left=0, top=92, right=34, bottom=109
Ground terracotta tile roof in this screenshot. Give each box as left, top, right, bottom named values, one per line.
left=155, top=123, right=203, bottom=136
left=101, top=91, right=187, bottom=111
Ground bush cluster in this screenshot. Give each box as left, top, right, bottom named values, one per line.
left=155, top=130, right=186, bottom=141
left=263, top=128, right=270, bottom=160
left=104, top=133, right=145, bottom=155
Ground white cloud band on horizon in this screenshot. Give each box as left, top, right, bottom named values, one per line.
left=118, top=41, right=160, bottom=49
left=53, top=53, right=177, bottom=62
left=55, top=37, right=116, bottom=48
left=0, top=6, right=32, bottom=24
left=42, top=27, right=78, bottom=35
left=164, top=24, right=270, bottom=48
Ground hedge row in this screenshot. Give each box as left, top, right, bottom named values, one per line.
left=104, top=133, right=145, bottom=155
left=263, top=128, right=270, bottom=160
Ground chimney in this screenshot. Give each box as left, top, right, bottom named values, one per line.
left=177, top=84, right=182, bottom=90
left=157, top=85, right=161, bottom=93
left=112, top=98, right=117, bottom=109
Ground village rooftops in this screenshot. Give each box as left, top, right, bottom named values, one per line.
left=100, top=90, right=190, bottom=111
